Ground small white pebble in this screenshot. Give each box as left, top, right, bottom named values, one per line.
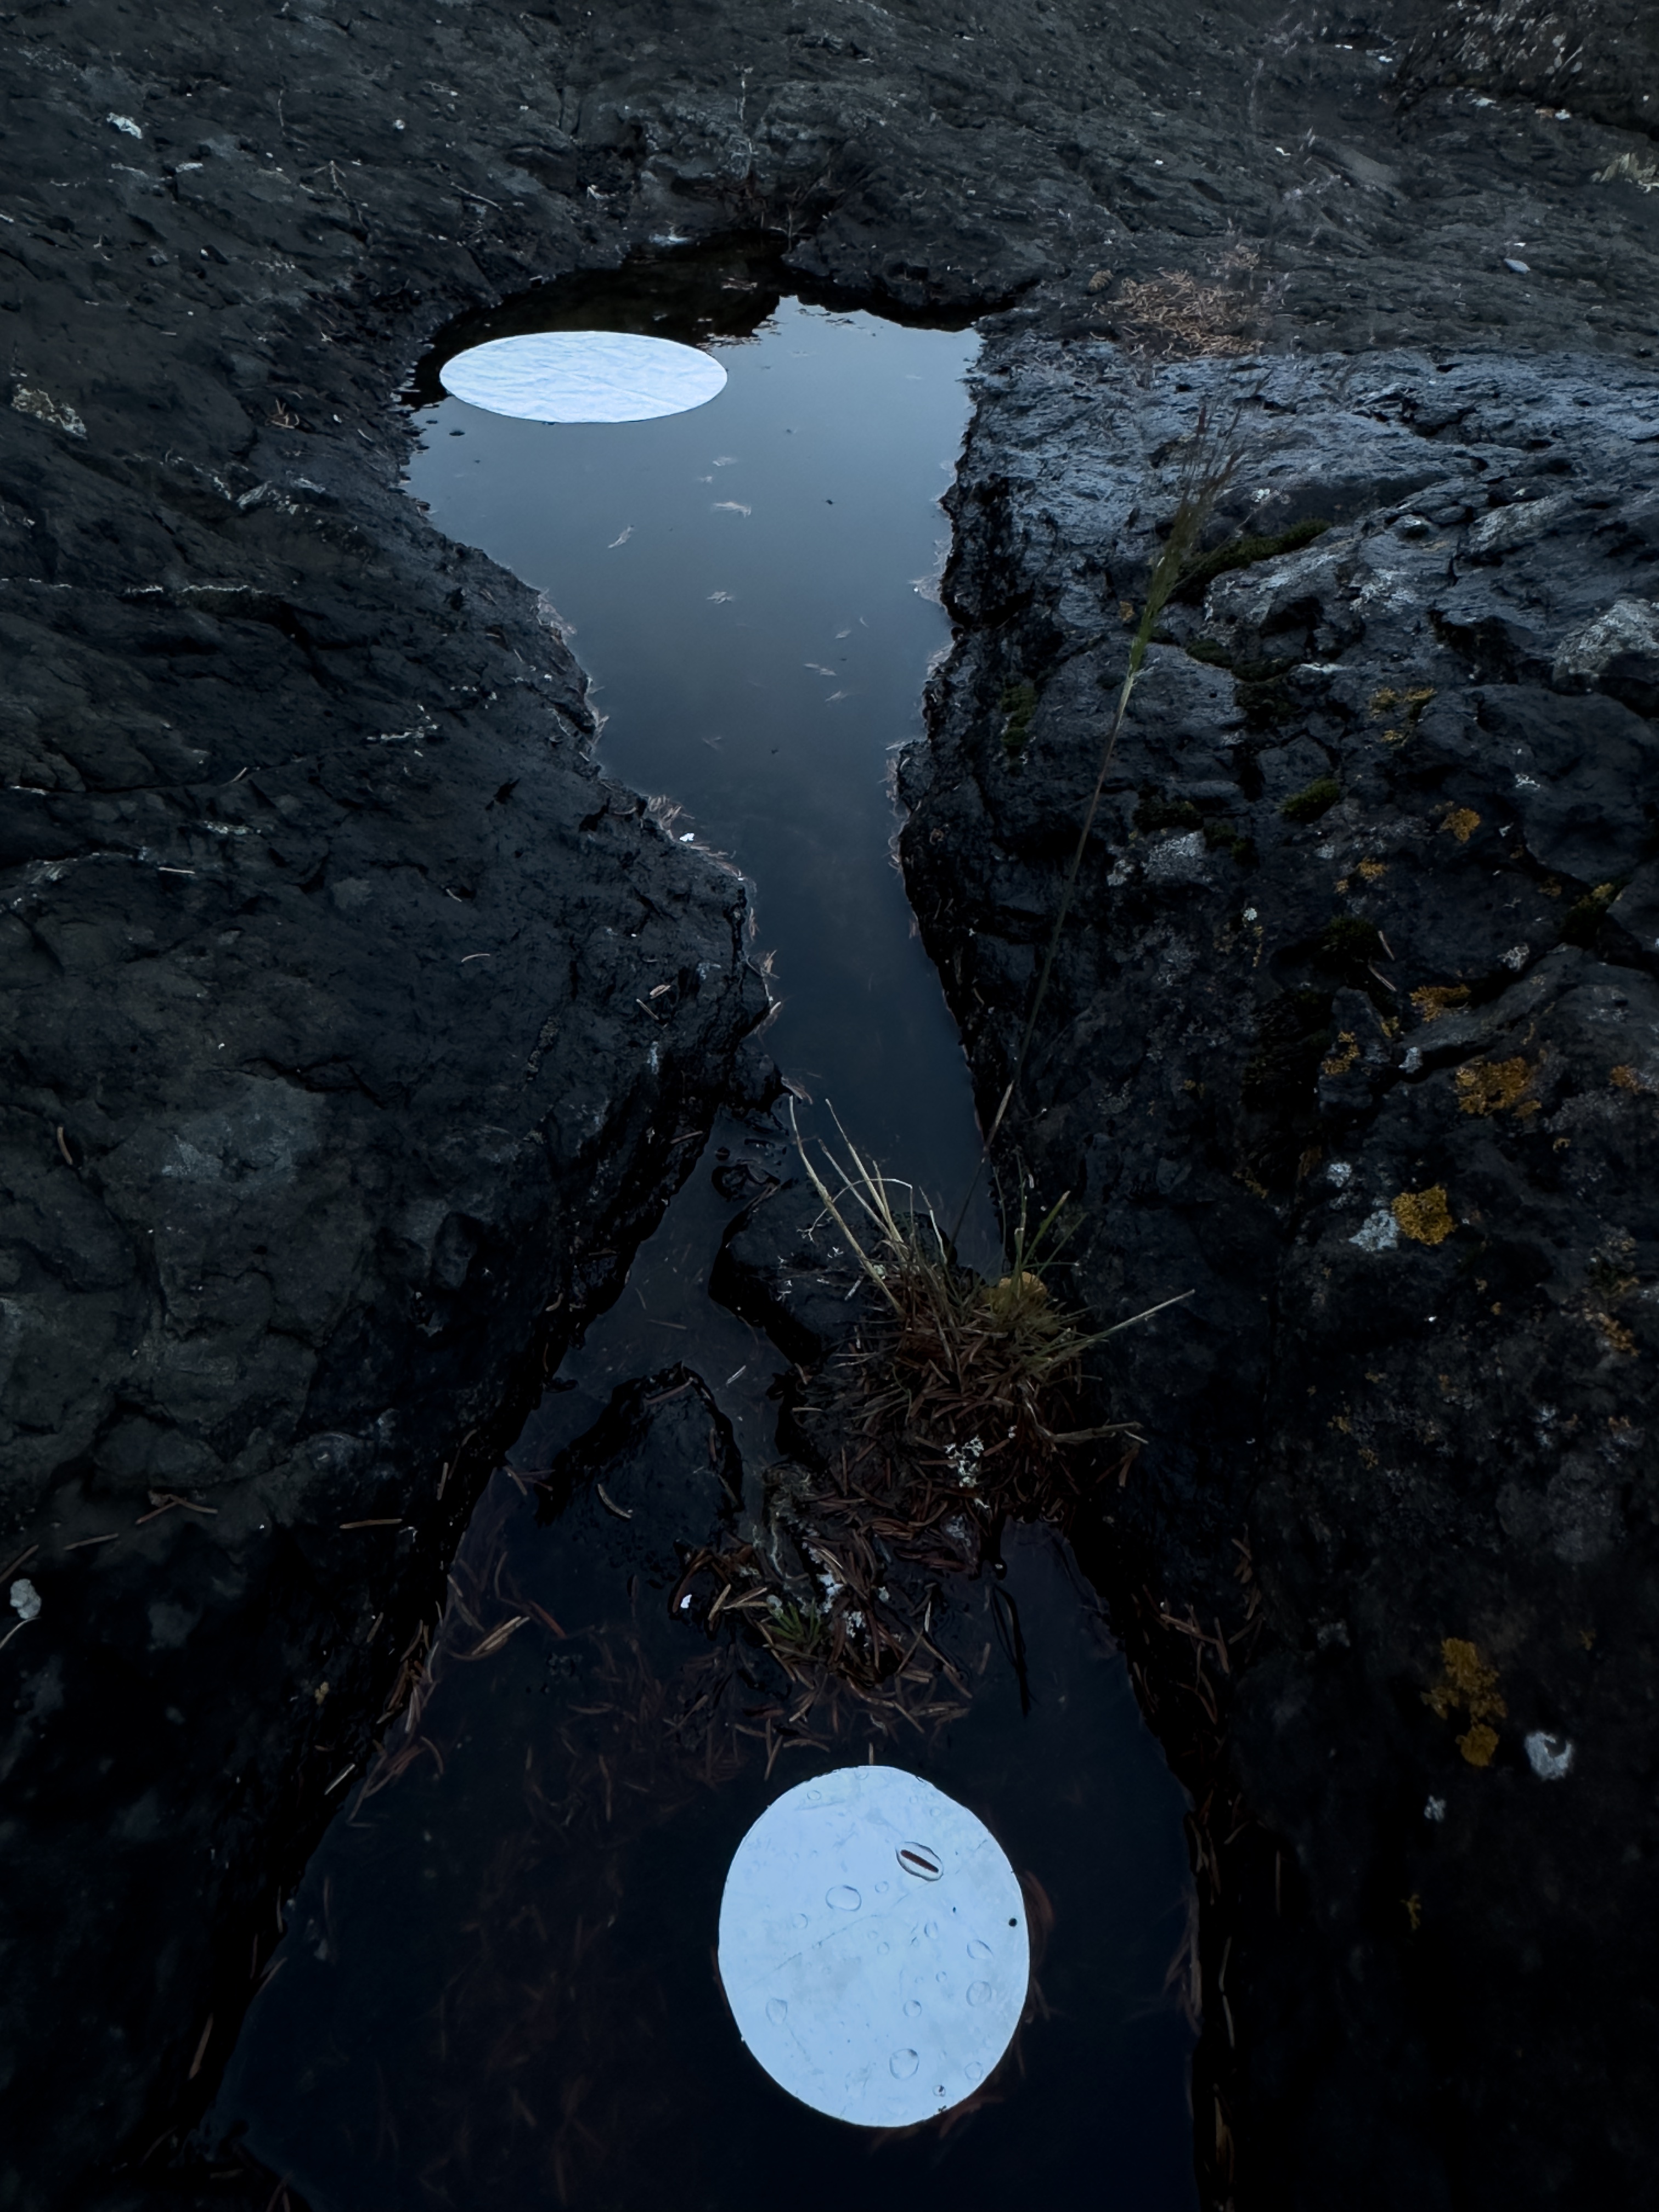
left=1525, top=1730, right=1574, bottom=1781
left=9, top=1577, right=41, bottom=1623
left=1424, top=1795, right=1447, bottom=1823
left=107, top=112, right=143, bottom=138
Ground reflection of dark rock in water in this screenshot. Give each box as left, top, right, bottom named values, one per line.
left=3, top=0, right=1657, bottom=2203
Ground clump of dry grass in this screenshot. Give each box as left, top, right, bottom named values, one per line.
left=796, top=1109, right=1178, bottom=1511
left=665, top=1116, right=1188, bottom=1711
left=1111, top=270, right=1257, bottom=357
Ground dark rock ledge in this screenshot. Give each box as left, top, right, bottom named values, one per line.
left=1, top=0, right=1657, bottom=2205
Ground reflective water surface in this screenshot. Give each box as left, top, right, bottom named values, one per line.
left=208, top=250, right=1198, bottom=2210
left=440, top=329, right=727, bottom=422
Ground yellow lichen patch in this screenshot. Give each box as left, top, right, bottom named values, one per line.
left=1427, top=1638, right=1506, bottom=1722
left=1458, top=1723, right=1500, bottom=1769
left=1392, top=1185, right=1455, bottom=1245
left=1403, top=1893, right=1423, bottom=1932
left=1412, top=983, right=1470, bottom=1022
left=1322, top=1031, right=1360, bottom=1077
left=985, top=1269, right=1049, bottom=1323
left=1441, top=806, right=1482, bottom=845
left=1454, top=1057, right=1532, bottom=1115
left=1592, top=1312, right=1638, bottom=1356
left=1377, top=726, right=1407, bottom=746
left=1611, top=1064, right=1659, bottom=1096
left=1356, top=857, right=1388, bottom=882
left=1426, top=1637, right=1505, bottom=1768
left=1369, top=684, right=1436, bottom=726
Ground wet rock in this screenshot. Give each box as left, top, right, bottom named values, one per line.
left=710, top=1178, right=868, bottom=1367
left=902, top=341, right=1659, bottom=2207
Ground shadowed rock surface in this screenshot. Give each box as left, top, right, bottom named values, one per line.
left=899, top=346, right=1659, bottom=2204
left=3, top=0, right=1658, bottom=2203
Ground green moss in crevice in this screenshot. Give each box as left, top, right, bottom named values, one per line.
left=1280, top=776, right=1342, bottom=824
left=1173, top=516, right=1332, bottom=605
left=1134, top=788, right=1203, bottom=835
left=1203, top=819, right=1257, bottom=865
left=1000, top=680, right=1038, bottom=757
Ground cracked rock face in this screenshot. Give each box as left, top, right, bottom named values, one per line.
left=901, top=342, right=1659, bottom=2205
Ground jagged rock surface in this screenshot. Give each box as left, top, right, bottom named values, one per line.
left=899, top=342, right=1659, bottom=2206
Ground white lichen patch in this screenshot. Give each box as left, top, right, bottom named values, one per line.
left=945, top=1436, right=985, bottom=1488
left=1142, top=830, right=1211, bottom=885
left=12, top=387, right=86, bottom=438
left=1350, top=1209, right=1400, bottom=1252
left=1524, top=1730, right=1574, bottom=1781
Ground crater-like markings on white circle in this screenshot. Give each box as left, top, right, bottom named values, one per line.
left=438, top=331, right=727, bottom=424
left=718, top=1765, right=1028, bottom=2127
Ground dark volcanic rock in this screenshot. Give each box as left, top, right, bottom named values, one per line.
left=710, top=1177, right=866, bottom=1367
left=535, top=1363, right=743, bottom=1611
left=900, top=343, right=1659, bottom=2204
left=6, top=0, right=1659, bottom=2202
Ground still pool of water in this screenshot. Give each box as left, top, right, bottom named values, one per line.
left=207, top=253, right=1198, bottom=2210
left=411, top=286, right=986, bottom=1197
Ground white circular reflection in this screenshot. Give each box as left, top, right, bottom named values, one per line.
left=439, top=330, right=727, bottom=424
left=718, top=1766, right=1028, bottom=2128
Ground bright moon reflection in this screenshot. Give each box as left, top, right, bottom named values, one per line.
left=718, top=1766, right=1029, bottom=2128
left=439, top=330, right=728, bottom=424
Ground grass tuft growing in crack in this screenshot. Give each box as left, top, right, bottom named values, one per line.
left=793, top=1107, right=1182, bottom=1500
left=672, top=1114, right=1186, bottom=1713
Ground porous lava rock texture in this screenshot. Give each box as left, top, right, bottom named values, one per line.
left=3, top=0, right=1658, bottom=2204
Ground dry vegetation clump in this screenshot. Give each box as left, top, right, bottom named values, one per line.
left=1110, top=269, right=1258, bottom=357
left=672, top=1122, right=1184, bottom=1715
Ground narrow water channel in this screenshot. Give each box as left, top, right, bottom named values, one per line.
left=207, top=248, right=1198, bottom=2209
